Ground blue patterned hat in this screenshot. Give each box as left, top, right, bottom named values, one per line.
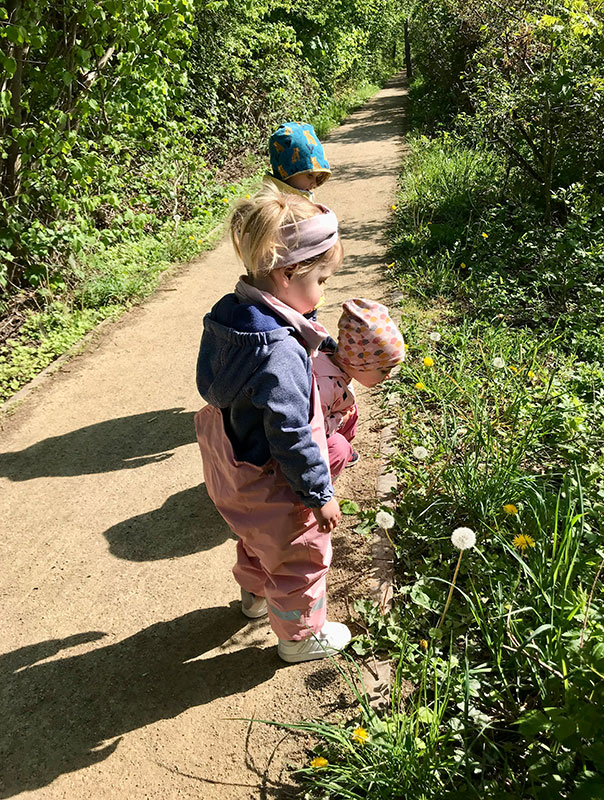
left=269, top=122, right=331, bottom=183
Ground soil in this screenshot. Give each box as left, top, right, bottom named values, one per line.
left=0, top=75, right=408, bottom=799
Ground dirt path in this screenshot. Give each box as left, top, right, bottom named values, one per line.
left=0, top=76, right=407, bottom=799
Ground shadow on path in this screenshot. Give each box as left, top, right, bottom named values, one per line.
left=327, top=74, right=407, bottom=147
left=0, top=607, right=279, bottom=798
left=104, top=484, right=233, bottom=561
left=0, top=408, right=195, bottom=481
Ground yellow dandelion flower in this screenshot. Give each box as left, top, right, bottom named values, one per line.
left=419, top=639, right=429, bottom=651
left=513, top=534, right=535, bottom=551
left=222, top=197, right=229, bottom=204
left=310, top=756, right=329, bottom=768
left=528, top=370, right=536, bottom=378
left=197, top=239, right=203, bottom=245
left=427, top=221, right=432, bottom=225
left=503, top=503, right=518, bottom=515
left=245, top=194, right=251, bottom=199
left=415, top=381, right=426, bottom=390
left=460, top=262, right=467, bottom=269
left=509, top=365, right=518, bottom=373
left=482, top=232, right=488, bottom=239
left=391, top=204, right=397, bottom=211
left=386, top=262, right=395, bottom=269
left=189, top=235, right=195, bottom=240
left=353, top=727, right=369, bottom=744
left=423, top=356, right=434, bottom=367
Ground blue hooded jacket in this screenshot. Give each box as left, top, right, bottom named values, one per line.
left=196, top=294, right=334, bottom=509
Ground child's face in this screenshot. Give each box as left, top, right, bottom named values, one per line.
left=344, top=363, right=394, bottom=388
left=286, top=171, right=322, bottom=192
left=279, top=260, right=338, bottom=315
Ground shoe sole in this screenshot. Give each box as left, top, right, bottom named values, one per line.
left=241, top=605, right=268, bottom=619
left=278, top=646, right=344, bottom=663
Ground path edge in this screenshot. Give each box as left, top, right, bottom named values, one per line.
left=0, top=224, right=226, bottom=419
left=361, top=419, right=397, bottom=710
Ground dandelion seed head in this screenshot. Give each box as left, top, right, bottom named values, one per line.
left=413, top=446, right=429, bottom=460
left=451, top=527, right=476, bottom=550
left=492, top=357, right=505, bottom=369
left=376, top=510, right=395, bottom=530
left=429, top=332, right=442, bottom=342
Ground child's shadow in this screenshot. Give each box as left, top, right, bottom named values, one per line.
left=0, top=607, right=278, bottom=798
left=103, top=484, right=234, bottom=561
left=0, top=408, right=195, bottom=481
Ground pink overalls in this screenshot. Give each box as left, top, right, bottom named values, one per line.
left=195, top=377, right=331, bottom=641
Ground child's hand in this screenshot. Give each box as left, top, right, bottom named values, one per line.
left=313, top=498, right=341, bottom=532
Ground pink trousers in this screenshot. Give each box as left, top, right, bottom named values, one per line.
left=195, top=400, right=331, bottom=641
left=327, top=405, right=358, bottom=480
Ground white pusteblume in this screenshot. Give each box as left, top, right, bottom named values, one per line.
left=429, top=332, right=442, bottom=342
left=492, top=357, right=506, bottom=369
left=376, top=510, right=395, bottom=530
left=413, top=446, right=429, bottom=460
left=451, top=527, right=476, bottom=550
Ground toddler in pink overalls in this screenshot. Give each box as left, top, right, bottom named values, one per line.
left=314, top=298, right=406, bottom=479
left=195, top=184, right=351, bottom=663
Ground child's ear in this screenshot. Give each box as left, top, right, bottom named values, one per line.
left=283, top=265, right=297, bottom=280
left=270, top=267, right=291, bottom=290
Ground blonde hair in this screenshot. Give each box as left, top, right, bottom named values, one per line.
left=231, top=183, right=342, bottom=278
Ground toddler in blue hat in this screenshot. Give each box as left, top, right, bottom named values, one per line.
left=264, top=122, right=331, bottom=201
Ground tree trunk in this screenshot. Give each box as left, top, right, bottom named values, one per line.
left=404, top=19, right=413, bottom=80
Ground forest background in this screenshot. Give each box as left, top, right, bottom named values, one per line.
left=0, top=0, right=405, bottom=399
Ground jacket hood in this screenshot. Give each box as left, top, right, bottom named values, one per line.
left=196, top=295, right=293, bottom=408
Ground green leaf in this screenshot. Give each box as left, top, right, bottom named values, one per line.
left=339, top=499, right=360, bottom=515
left=518, top=709, right=549, bottom=739
left=572, top=775, right=604, bottom=800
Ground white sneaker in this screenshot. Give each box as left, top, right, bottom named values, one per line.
left=277, top=621, right=352, bottom=663
left=241, top=589, right=268, bottom=619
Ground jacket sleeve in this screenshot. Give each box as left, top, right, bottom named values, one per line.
left=247, top=337, right=334, bottom=508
